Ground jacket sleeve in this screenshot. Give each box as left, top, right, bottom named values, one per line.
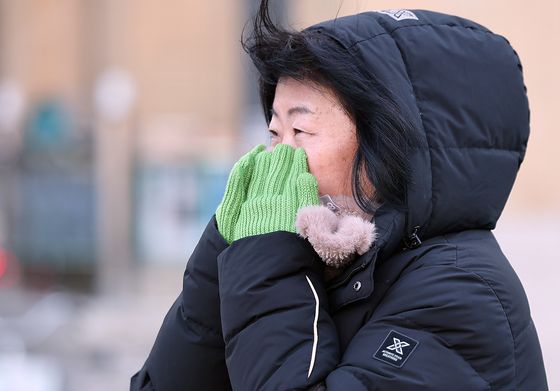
left=217, top=231, right=340, bottom=390
left=318, top=265, right=496, bottom=390
left=131, top=217, right=232, bottom=391
left=219, top=233, right=494, bottom=390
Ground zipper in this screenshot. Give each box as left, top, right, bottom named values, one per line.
left=404, top=225, right=422, bottom=249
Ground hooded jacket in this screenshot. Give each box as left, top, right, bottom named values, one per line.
left=131, top=9, right=548, bottom=390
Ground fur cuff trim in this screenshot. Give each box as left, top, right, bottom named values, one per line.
left=295, top=205, right=377, bottom=268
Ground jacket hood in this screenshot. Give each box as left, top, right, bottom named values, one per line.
left=308, top=9, right=529, bottom=249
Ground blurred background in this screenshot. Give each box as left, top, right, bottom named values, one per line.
left=0, top=0, right=557, bottom=390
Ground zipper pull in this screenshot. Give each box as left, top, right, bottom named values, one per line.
left=404, top=225, right=422, bottom=249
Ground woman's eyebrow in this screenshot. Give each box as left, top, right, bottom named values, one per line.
left=271, top=105, right=315, bottom=117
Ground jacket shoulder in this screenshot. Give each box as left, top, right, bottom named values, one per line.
left=372, top=229, right=542, bottom=389
left=393, top=229, right=532, bottom=340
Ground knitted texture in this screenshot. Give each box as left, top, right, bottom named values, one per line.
left=216, top=144, right=320, bottom=244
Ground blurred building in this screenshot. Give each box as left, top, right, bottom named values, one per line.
left=0, top=0, right=268, bottom=293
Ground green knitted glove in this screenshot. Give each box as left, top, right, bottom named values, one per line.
left=216, top=144, right=320, bottom=244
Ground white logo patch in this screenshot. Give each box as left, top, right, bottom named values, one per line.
left=376, top=9, right=419, bottom=21
left=374, top=330, right=419, bottom=368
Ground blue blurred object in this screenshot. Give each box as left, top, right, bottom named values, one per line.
left=11, top=97, right=96, bottom=280
left=13, top=171, right=96, bottom=270
left=24, top=99, right=71, bottom=151
left=195, top=164, right=229, bottom=221
left=133, top=162, right=228, bottom=264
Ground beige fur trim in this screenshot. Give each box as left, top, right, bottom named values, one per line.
left=296, top=205, right=377, bottom=268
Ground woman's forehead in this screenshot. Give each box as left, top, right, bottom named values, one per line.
left=274, top=77, right=343, bottom=114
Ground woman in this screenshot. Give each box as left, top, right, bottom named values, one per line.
left=131, top=2, right=548, bottom=390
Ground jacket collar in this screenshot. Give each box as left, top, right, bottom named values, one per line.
left=326, top=204, right=406, bottom=311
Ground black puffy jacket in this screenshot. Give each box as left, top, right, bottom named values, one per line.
left=131, top=9, right=548, bottom=390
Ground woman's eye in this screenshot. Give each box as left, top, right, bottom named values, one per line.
left=268, top=129, right=278, bottom=137
left=294, top=128, right=303, bottom=135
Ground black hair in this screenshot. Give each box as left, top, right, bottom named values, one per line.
left=242, top=0, right=420, bottom=213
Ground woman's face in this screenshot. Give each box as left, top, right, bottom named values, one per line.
left=269, top=77, right=358, bottom=196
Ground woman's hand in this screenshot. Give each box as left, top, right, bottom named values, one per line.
left=216, top=144, right=320, bottom=244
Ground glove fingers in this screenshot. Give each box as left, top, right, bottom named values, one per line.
left=292, top=147, right=310, bottom=176
left=234, top=144, right=266, bottom=181
left=247, top=147, right=272, bottom=196
left=296, top=172, right=320, bottom=208
left=216, top=168, right=247, bottom=243
left=216, top=144, right=265, bottom=243
left=242, top=144, right=267, bottom=166
left=221, top=144, right=319, bottom=240
left=284, top=147, right=311, bottom=194
left=266, top=144, right=295, bottom=194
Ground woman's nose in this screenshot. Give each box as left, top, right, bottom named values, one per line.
left=278, top=133, right=297, bottom=148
